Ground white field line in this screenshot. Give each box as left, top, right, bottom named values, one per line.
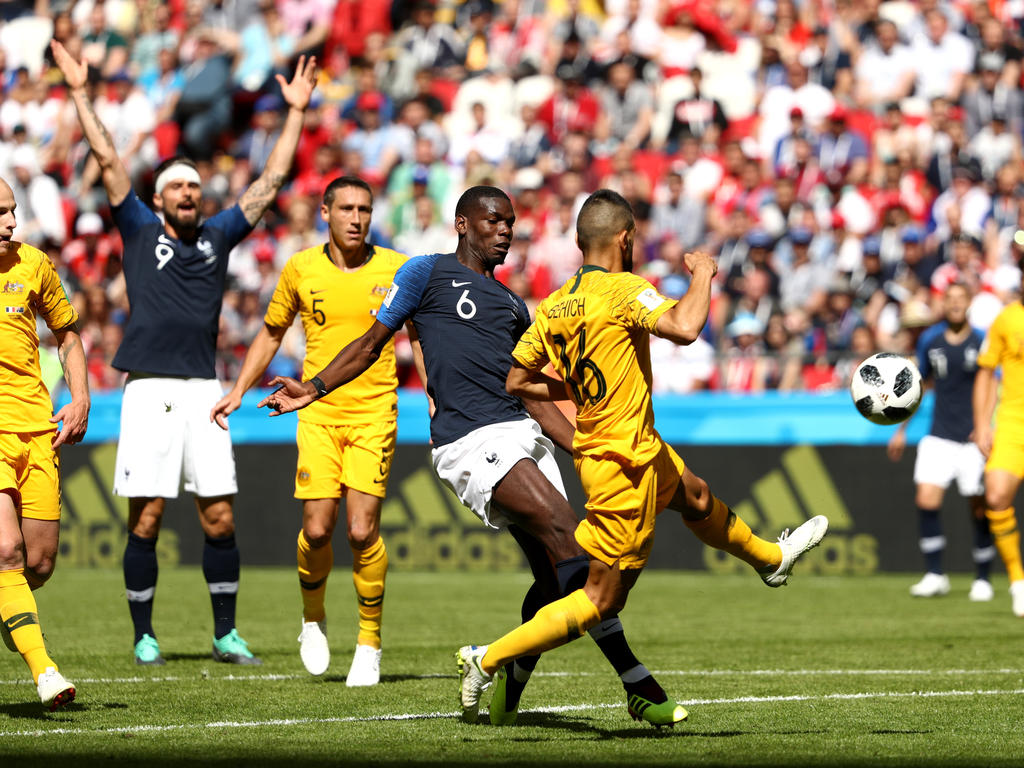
left=1, top=667, right=1022, bottom=687
left=4, top=687, right=1024, bottom=737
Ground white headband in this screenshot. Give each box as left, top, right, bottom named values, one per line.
left=155, top=163, right=201, bottom=195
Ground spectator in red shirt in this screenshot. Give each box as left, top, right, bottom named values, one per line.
left=537, top=63, right=601, bottom=144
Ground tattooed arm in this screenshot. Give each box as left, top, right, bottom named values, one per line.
left=50, top=40, right=131, bottom=206
left=50, top=324, right=90, bottom=449
left=238, top=55, right=318, bottom=226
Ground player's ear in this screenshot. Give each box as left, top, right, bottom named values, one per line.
left=320, top=203, right=329, bottom=224
left=151, top=191, right=164, bottom=211
left=574, top=231, right=581, bottom=251
left=454, top=214, right=467, bottom=235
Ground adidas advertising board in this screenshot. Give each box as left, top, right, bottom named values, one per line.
left=58, top=443, right=991, bottom=574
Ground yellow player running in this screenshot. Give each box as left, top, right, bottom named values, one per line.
left=972, top=285, right=1024, bottom=616
left=456, top=189, right=828, bottom=723
left=212, top=176, right=423, bottom=684
left=0, top=176, right=89, bottom=709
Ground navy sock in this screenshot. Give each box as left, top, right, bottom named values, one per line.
left=124, top=533, right=158, bottom=645
left=972, top=512, right=995, bottom=582
left=918, top=507, right=944, bottom=574
left=203, top=534, right=240, bottom=641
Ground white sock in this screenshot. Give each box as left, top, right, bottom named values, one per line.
left=512, top=661, right=533, bottom=683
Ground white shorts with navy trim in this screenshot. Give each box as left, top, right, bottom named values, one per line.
left=913, top=434, right=985, bottom=497
left=113, top=375, right=237, bottom=499
left=432, top=418, right=566, bottom=529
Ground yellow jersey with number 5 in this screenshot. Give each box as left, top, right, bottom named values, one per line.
left=0, top=242, right=79, bottom=433
left=978, top=301, right=1024, bottom=428
left=512, top=265, right=675, bottom=466
left=264, top=243, right=408, bottom=425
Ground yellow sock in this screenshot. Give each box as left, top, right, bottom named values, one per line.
left=987, top=507, right=1024, bottom=583
left=352, top=536, right=387, bottom=649
left=297, top=530, right=333, bottom=623
left=685, top=496, right=782, bottom=571
left=481, top=589, right=601, bottom=674
left=0, top=568, right=54, bottom=683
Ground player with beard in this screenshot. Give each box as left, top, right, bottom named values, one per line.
left=51, top=41, right=317, bottom=665
left=258, top=186, right=685, bottom=727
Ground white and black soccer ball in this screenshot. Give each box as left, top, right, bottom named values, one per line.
left=850, top=352, right=923, bottom=426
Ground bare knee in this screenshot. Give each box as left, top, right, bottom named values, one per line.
left=585, top=581, right=628, bottom=618
left=346, top=517, right=378, bottom=550
left=672, top=469, right=713, bottom=521
left=0, top=533, right=25, bottom=571
left=197, top=497, right=235, bottom=538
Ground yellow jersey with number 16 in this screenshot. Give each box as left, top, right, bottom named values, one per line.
left=0, top=242, right=79, bottom=434
left=512, top=266, right=675, bottom=467
left=264, top=243, right=408, bottom=425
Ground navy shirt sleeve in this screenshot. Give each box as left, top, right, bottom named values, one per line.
left=916, top=324, right=943, bottom=380
left=376, top=253, right=440, bottom=330
left=111, top=190, right=161, bottom=239
left=204, top=204, right=254, bottom=250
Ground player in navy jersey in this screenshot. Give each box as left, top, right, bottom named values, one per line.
left=887, top=283, right=994, bottom=600
left=52, top=41, right=317, bottom=665
left=259, top=186, right=684, bottom=727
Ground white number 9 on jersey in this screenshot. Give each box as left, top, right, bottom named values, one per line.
left=456, top=289, right=477, bottom=319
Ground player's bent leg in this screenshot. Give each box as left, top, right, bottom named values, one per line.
left=126, top=497, right=165, bottom=664
left=672, top=468, right=826, bottom=586
left=297, top=499, right=338, bottom=676
left=491, top=459, right=580, bottom=562
left=346, top=490, right=386, bottom=687
left=198, top=496, right=261, bottom=665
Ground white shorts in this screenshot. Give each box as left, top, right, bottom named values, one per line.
left=913, top=434, right=985, bottom=497
left=432, top=418, right=566, bottom=529
left=113, top=375, right=237, bottom=499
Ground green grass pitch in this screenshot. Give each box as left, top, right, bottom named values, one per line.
left=3, top=567, right=1024, bottom=767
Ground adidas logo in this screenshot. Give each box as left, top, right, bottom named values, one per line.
left=705, top=446, right=875, bottom=577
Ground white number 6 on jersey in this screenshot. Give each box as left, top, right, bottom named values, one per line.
left=456, top=289, right=477, bottom=319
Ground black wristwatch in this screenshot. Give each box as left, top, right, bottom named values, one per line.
left=309, top=376, right=328, bottom=399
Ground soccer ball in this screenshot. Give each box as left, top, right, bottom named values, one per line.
left=850, top=353, right=923, bottom=426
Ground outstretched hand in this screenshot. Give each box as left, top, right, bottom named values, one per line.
left=50, top=399, right=89, bottom=449
left=257, top=376, right=316, bottom=415
left=276, top=55, right=317, bottom=112
left=50, top=40, right=89, bottom=90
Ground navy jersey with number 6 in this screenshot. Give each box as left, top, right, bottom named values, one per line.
left=375, top=252, right=530, bottom=447
left=916, top=321, right=984, bottom=442
left=111, top=191, right=253, bottom=378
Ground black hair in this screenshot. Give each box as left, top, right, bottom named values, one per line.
left=455, top=185, right=510, bottom=218
left=576, top=189, right=635, bottom=252
left=323, top=175, right=373, bottom=207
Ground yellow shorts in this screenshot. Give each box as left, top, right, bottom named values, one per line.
left=574, top=442, right=685, bottom=570
left=0, top=431, right=61, bottom=521
left=295, top=420, right=397, bottom=500
left=987, top=423, right=1024, bottom=478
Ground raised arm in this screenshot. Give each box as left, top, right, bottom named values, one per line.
left=50, top=323, right=90, bottom=448
left=237, top=55, right=317, bottom=226
left=50, top=40, right=131, bottom=206
left=259, top=320, right=396, bottom=415
left=653, top=251, right=718, bottom=345
left=211, top=323, right=288, bottom=429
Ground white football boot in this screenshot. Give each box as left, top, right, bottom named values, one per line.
left=967, top=579, right=994, bottom=602
left=909, top=572, right=951, bottom=597
left=346, top=644, right=382, bottom=687
left=298, top=620, right=330, bottom=676
left=760, top=515, right=829, bottom=587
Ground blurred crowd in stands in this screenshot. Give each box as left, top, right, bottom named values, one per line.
left=6, top=0, right=1024, bottom=394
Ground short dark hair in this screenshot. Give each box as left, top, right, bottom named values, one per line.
left=455, top=185, right=510, bottom=218
left=323, top=175, right=373, bottom=207
left=576, top=189, right=634, bottom=251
